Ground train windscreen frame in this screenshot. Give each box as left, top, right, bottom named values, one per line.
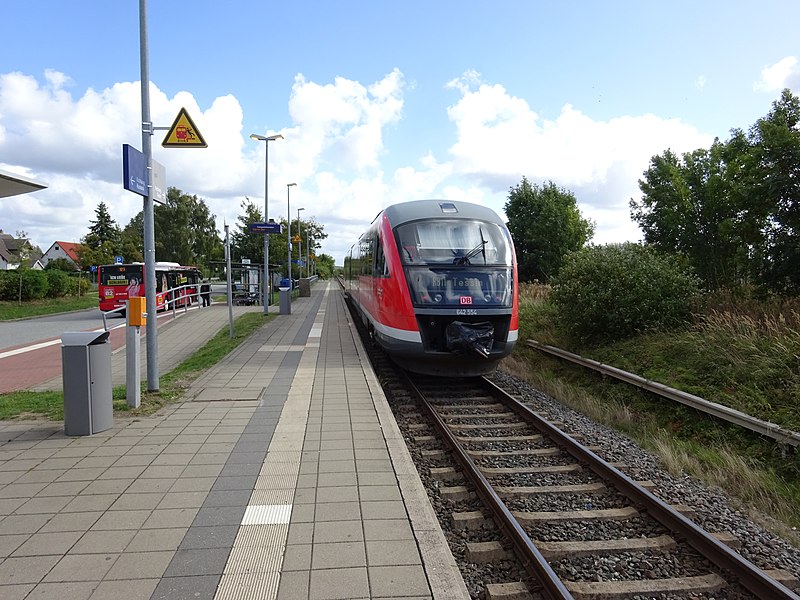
left=395, top=219, right=513, bottom=308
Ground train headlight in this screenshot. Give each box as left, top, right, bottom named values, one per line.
left=433, top=294, right=442, bottom=303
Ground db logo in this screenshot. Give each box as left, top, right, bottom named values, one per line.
left=460, top=296, right=472, bottom=305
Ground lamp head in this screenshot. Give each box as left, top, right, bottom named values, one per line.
left=287, top=182, right=297, bottom=188
left=250, top=133, right=284, bottom=142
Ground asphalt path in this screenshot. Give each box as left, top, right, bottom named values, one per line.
left=0, top=286, right=248, bottom=393
left=0, top=308, right=116, bottom=352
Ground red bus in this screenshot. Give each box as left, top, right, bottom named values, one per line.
left=98, top=262, right=201, bottom=313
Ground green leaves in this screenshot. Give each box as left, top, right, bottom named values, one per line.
left=632, top=88, right=800, bottom=294
left=504, top=178, right=594, bottom=282
left=550, top=243, right=700, bottom=344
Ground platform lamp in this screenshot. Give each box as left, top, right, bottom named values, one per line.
left=287, top=183, right=297, bottom=286
left=297, top=207, right=305, bottom=278
left=249, top=132, right=283, bottom=312
left=306, top=231, right=311, bottom=277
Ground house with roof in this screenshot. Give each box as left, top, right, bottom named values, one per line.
left=41, top=241, right=82, bottom=270
left=0, top=233, right=43, bottom=270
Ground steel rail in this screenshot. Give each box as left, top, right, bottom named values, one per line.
left=400, top=372, right=574, bottom=600
left=480, top=376, right=800, bottom=600
left=526, top=339, right=800, bottom=447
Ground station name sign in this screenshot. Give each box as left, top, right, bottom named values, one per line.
left=249, top=222, right=282, bottom=234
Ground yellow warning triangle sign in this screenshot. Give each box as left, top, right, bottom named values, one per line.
left=162, top=107, right=208, bottom=148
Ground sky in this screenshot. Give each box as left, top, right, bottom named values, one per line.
left=2, top=1, right=800, bottom=265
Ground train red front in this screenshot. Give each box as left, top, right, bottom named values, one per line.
left=346, top=200, right=518, bottom=376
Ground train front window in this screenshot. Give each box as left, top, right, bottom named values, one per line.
left=396, top=220, right=511, bottom=266
left=406, top=266, right=513, bottom=307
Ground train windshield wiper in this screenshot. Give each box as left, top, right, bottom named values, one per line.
left=454, top=228, right=487, bottom=265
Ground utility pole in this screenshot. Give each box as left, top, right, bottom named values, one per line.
left=139, top=0, right=159, bottom=391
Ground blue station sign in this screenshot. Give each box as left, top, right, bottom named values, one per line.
left=249, top=222, right=282, bottom=234
left=122, top=144, right=147, bottom=197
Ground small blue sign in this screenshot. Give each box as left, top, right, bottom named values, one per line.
left=249, top=222, right=282, bottom=234
left=114, top=256, right=124, bottom=264
left=90, top=265, right=97, bottom=272
left=122, top=144, right=147, bottom=197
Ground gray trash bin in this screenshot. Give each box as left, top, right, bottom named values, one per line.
left=279, top=286, right=291, bottom=315
left=62, top=331, right=113, bottom=436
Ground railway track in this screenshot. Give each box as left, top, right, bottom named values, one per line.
left=364, top=341, right=800, bottom=599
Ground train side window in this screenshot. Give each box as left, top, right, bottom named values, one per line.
left=374, top=234, right=389, bottom=277
left=361, top=236, right=374, bottom=276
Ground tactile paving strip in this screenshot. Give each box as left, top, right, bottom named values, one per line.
left=242, top=504, right=293, bottom=525
left=214, top=287, right=328, bottom=600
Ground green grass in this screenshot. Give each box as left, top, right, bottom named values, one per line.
left=0, top=391, right=66, bottom=420
left=0, top=311, right=269, bottom=420
left=0, top=295, right=98, bottom=320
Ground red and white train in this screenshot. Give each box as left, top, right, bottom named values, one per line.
left=345, top=200, right=518, bottom=377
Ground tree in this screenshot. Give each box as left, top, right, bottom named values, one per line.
left=120, top=215, right=144, bottom=263
left=631, top=141, right=758, bottom=289
left=154, top=188, right=222, bottom=268
left=631, top=89, right=800, bottom=294
left=504, top=178, right=594, bottom=282
left=75, top=241, right=118, bottom=270
left=230, top=200, right=329, bottom=278
left=122, top=187, right=223, bottom=270
left=746, top=89, right=800, bottom=293
left=77, top=202, right=122, bottom=269
left=230, top=198, right=265, bottom=266
left=314, top=253, right=335, bottom=279
left=83, top=202, right=121, bottom=250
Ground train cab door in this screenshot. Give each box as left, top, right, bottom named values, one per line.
left=373, top=232, right=391, bottom=324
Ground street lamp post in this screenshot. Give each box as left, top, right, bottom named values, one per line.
left=286, top=183, right=297, bottom=286
left=297, top=207, right=305, bottom=278
left=249, top=133, right=283, bottom=313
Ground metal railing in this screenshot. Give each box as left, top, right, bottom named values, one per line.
left=526, top=339, right=800, bottom=447
left=101, top=284, right=202, bottom=332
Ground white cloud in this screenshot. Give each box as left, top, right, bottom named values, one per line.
left=443, top=71, right=713, bottom=224
left=754, top=56, right=800, bottom=92
left=0, top=67, right=717, bottom=265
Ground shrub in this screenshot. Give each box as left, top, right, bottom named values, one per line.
left=20, top=269, right=49, bottom=300
left=69, top=275, right=90, bottom=296
left=550, top=243, right=700, bottom=344
left=44, top=258, right=77, bottom=272
left=0, top=269, right=49, bottom=301
left=0, top=271, right=17, bottom=300
left=45, top=270, right=71, bottom=298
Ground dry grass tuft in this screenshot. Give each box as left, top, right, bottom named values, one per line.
left=651, top=430, right=800, bottom=545
left=500, top=355, right=634, bottom=428
left=518, top=282, right=551, bottom=305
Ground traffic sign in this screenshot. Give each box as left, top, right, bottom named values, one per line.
left=114, top=256, right=124, bottom=264
left=162, top=107, right=207, bottom=148
left=249, top=222, right=282, bottom=234
left=292, top=235, right=302, bottom=243
left=122, top=144, right=146, bottom=196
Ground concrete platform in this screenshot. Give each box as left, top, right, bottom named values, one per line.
left=0, top=282, right=468, bottom=600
